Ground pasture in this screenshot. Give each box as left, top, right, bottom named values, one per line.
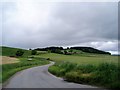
left=39, top=53, right=118, bottom=65
left=1, top=46, right=31, bottom=57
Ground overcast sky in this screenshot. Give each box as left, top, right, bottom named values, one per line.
left=1, top=0, right=119, bottom=54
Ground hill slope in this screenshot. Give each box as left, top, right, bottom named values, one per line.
left=35, top=46, right=111, bottom=55
left=70, top=47, right=111, bottom=55
left=1, top=46, right=31, bottom=57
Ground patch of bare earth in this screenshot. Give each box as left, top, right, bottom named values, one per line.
left=0, top=56, right=19, bottom=65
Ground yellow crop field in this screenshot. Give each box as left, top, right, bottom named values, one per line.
left=0, top=56, right=19, bottom=65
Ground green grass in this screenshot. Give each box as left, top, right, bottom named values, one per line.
left=0, top=46, right=2, bottom=56
left=61, top=49, right=85, bottom=53
left=37, top=51, right=48, bottom=55
left=49, top=62, right=120, bottom=89
left=1, top=57, right=49, bottom=83
left=1, top=46, right=31, bottom=57
left=38, top=53, right=118, bottom=65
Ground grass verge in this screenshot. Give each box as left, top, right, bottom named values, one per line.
left=1, top=57, right=49, bottom=83
left=48, top=61, right=120, bottom=89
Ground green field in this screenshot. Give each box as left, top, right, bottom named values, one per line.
left=1, top=46, right=31, bottom=57
left=38, top=53, right=118, bottom=65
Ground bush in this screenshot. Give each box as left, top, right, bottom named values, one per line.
left=31, top=50, right=37, bottom=55
left=64, top=50, right=67, bottom=55
left=16, top=49, right=24, bottom=56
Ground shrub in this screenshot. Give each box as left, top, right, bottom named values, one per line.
left=16, top=49, right=24, bottom=56
left=47, top=58, right=50, bottom=60
left=31, top=50, right=37, bottom=55
left=64, top=50, right=67, bottom=55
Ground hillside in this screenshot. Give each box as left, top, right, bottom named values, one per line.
left=70, top=47, right=111, bottom=55
left=1, top=46, right=31, bottom=57
left=35, top=46, right=111, bottom=55
left=1, top=46, right=111, bottom=57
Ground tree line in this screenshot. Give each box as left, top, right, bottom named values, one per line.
left=15, top=46, right=111, bottom=57
left=34, top=46, right=111, bottom=55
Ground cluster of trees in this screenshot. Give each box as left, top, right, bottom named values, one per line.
left=35, top=47, right=63, bottom=51
left=15, top=46, right=111, bottom=57
left=35, top=47, right=63, bottom=54
left=15, top=49, right=37, bottom=57
left=35, top=46, right=111, bottom=55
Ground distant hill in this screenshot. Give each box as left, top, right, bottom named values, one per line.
left=35, top=46, right=111, bottom=55
left=1, top=46, right=31, bottom=57
left=1, top=46, right=111, bottom=56
left=70, top=47, right=111, bottom=55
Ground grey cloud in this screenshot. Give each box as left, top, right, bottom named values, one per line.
left=47, top=2, right=118, bottom=41
left=2, top=2, right=118, bottom=53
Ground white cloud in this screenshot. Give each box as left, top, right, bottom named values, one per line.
left=108, top=51, right=119, bottom=55
left=97, top=41, right=118, bottom=51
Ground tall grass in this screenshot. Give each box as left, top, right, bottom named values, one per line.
left=49, top=62, right=120, bottom=89
left=40, top=53, right=118, bottom=65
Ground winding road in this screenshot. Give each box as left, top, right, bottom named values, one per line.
left=3, top=62, right=99, bottom=88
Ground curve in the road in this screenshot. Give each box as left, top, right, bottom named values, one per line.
left=3, top=61, right=99, bottom=88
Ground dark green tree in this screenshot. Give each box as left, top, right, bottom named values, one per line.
left=64, top=50, right=67, bottom=55
left=69, top=49, right=73, bottom=53
left=48, top=50, right=51, bottom=53
left=67, top=47, right=69, bottom=49
left=29, top=48, right=32, bottom=50
left=31, top=50, right=37, bottom=55
left=16, top=49, right=24, bottom=56
left=55, top=49, right=63, bottom=54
